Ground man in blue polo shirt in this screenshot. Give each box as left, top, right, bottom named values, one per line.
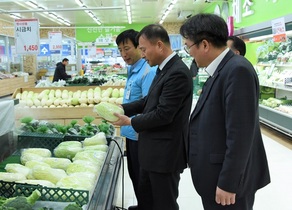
left=116, top=29, right=156, bottom=210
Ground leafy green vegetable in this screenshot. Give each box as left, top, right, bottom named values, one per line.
left=0, top=189, right=41, bottom=210
left=20, top=117, right=34, bottom=124
left=82, top=116, right=95, bottom=124
left=63, top=203, right=82, bottom=210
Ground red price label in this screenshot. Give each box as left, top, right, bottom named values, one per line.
left=24, top=45, right=38, bottom=52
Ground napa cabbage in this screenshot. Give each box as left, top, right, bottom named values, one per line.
left=94, top=102, right=124, bottom=122
left=53, top=141, right=83, bottom=160
left=0, top=172, right=27, bottom=182
left=32, top=165, right=67, bottom=184
left=5, top=163, right=31, bottom=178
left=43, top=157, right=72, bottom=170
left=83, top=132, right=107, bottom=146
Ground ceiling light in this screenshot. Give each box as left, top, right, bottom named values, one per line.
left=75, top=0, right=84, bottom=7
left=49, top=13, right=58, bottom=19
left=125, top=0, right=132, bottom=24
left=25, top=1, right=38, bottom=9
left=38, top=6, right=49, bottom=14
left=9, top=13, right=21, bottom=19
left=168, top=3, right=174, bottom=10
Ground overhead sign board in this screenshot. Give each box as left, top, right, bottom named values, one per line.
left=14, top=18, right=40, bottom=54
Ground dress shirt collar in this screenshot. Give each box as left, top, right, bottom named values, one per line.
left=159, top=52, right=176, bottom=71
left=205, top=48, right=229, bottom=77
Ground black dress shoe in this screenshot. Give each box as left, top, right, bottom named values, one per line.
left=128, top=205, right=138, bottom=210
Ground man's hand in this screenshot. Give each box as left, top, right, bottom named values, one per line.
left=215, top=186, right=236, bottom=206
left=111, top=113, right=131, bottom=126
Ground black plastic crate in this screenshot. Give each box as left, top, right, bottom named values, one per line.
left=17, top=132, right=64, bottom=152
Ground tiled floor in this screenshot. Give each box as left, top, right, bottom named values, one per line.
left=115, top=126, right=292, bottom=210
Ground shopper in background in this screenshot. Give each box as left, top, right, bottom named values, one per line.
left=115, top=29, right=156, bottom=210
left=227, top=36, right=246, bottom=56
left=180, top=13, right=270, bottom=210
left=113, top=24, right=193, bottom=210
left=52, top=58, right=71, bottom=82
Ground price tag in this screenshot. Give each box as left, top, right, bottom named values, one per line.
left=14, top=19, right=40, bottom=54
left=48, top=31, right=62, bottom=51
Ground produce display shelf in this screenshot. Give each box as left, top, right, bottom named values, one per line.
left=0, top=137, right=124, bottom=210
left=259, top=104, right=292, bottom=137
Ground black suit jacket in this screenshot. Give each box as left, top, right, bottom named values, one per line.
left=123, top=54, right=193, bottom=173
left=189, top=50, right=270, bottom=199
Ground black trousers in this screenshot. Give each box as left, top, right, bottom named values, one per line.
left=126, top=138, right=140, bottom=200
left=201, top=193, right=255, bottom=210
left=138, top=168, right=182, bottom=210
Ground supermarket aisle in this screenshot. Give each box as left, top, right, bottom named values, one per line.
left=115, top=127, right=292, bottom=210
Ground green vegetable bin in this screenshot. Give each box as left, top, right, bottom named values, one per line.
left=17, top=132, right=65, bottom=152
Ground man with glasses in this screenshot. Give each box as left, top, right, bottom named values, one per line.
left=180, top=13, right=270, bottom=210
left=116, top=29, right=156, bottom=210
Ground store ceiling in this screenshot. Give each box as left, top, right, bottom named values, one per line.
left=0, top=0, right=225, bottom=27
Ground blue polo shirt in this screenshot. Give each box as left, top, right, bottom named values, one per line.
left=121, top=58, right=157, bottom=141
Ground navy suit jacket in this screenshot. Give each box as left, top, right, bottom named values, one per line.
left=123, top=54, right=193, bottom=173
left=189, top=50, right=270, bottom=199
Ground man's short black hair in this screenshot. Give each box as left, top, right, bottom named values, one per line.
left=228, top=36, right=246, bottom=56
left=180, top=13, right=228, bottom=48
left=116, top=29, right=139, bottom=48
left=136, top=24, right=170, bottom=45
left=62, top=58, right=69, bottom=62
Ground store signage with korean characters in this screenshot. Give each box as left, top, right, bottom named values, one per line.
left=14, top=18, right=40, bottom=54
left=49, top=31, right=62, bottom=51
left=272, top=17, right=286, bottom=42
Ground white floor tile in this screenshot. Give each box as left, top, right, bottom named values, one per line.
left=115, top=133, right=292, bottom=210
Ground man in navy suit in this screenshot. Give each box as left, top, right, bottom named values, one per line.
left=113, top=24, right=193, bottom=210
left=180, top=13, right=270, bottom=210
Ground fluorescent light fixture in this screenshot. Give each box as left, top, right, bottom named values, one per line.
left=38, top=6, right=49, bottom=14
left=49, top=13, right=58, bottom=19
left=64, top=21, right=71, bottom=26
left=159, top=0, right=178, bottom=24
left=75, top=0, right=84, bottom=7
left=125, top=0, right=132, bottom=24
left=10, top=13, right=21, bottom=19
left=168, top=3, right=174, bottom=10
left=25, top=1, right=38, bottom=9
left=126, top=5, right=131, bottom=13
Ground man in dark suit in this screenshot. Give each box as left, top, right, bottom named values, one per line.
left=227, top=36, right=246, bottom=56
left=113, top=24, right=193, bottom=210
left=180, top=13, right=270, bottom=210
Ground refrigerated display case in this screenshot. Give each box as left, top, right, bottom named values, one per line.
left=235, top=14, right=292, bottom=137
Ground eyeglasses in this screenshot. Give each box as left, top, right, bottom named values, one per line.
left=184, top=40, right=202, bottom=54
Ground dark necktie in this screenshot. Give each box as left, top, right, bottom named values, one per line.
left=152, top=67, right=161, bottom=84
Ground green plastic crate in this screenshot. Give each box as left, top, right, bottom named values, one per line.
left=14, top=184, right=89, bottom=206
left=17, top=133, right=64, bottom=151
left=0, top=180, right=16, bottom=198
left=0, top=181, right=89, bottom=206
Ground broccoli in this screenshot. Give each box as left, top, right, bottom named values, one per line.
left=63, top=203, right=82, bottom=210
left=0, top=189, right=41, bottom=210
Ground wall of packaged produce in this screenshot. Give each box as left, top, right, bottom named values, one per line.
left=237, top=15, right=292, bottom=136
